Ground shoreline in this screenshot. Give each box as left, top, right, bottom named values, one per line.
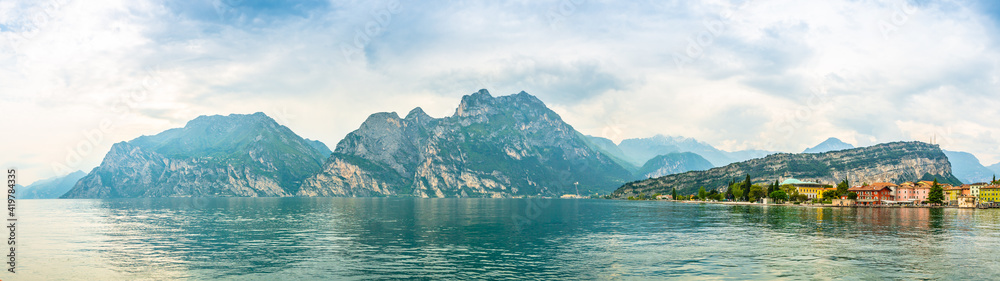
left=669, top=200, right=964, bottom=209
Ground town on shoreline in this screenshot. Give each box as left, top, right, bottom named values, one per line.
left=621, top=176, right=1000, bottom=209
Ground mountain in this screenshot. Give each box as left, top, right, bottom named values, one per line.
left=583, top=136, right=637, bottom=173
left=803, top=137, right=854, bottom=153
left=613, top=141, right=962, bottom=197
left=20, top=171, right=86, bottom=199
left=944, top=150, right=994, bottom=184
left=61, top=113, right=329, bottom=198
left=989, top=162, right=1000, bottom=178
left=636, top=152, right=714, bottom=179
left=305, top=138, right=333, bottom=158
left=298, top=90, right=634, bottom=198
left=617, top=135, right=775, bottom=167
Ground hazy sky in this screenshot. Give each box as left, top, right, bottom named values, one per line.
left=3, top=0, right=1000, bottom=184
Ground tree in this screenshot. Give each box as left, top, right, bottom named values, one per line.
left=837, top=179, right=849, bottom=196
left=768, top=180, right=779, bottom=197
left=822, top=189, right=838, bottom=200
left=795, top=194, right=809, bottom=202
left=731, top=182, right=744, bottom=202
left=847, top=192, right=858, bottom=200
left=742, top=174, right=752, bottom=201
left=725, top=179, right=735, bottom=200
left=927, top=178, right=945, bottom=204
left=726, top=179, right=743, bottom=201
left=770, top=190, right=788, bottom=202
left=749, top=185, right=766, bottom=202
left=698, top=186, right=707, bottom=201
left=672, top=188, right=678, bottom=201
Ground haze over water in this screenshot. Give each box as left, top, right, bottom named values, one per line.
left=16, top=198, right=1000, bottom=280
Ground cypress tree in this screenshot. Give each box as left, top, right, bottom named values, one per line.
left=927, top=178, right=945, bottom=204
left=742, top=174, right=751, bottom=201
left=672, top=188, right=678, bottom=200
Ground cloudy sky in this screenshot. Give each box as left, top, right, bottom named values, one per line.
left=2, top=0, right=1000, bottom=184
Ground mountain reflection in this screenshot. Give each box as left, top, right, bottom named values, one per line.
left=20, top=199, right=1000, bottom=280
left=91, top=198, right=592, bottom=279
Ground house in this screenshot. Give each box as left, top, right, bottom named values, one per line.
left=655, top=194, right=673, bottom=200
left=895, top=181, right=930, bottom=204
left=969, top=183, right=989, bottom=199
left=848, top=183, right=896, bottom=206
left=832, top=198, right=856, bottom=206
left=782, top=178, right=828, bottom=199
left=978, top=186, right=1000, bottom=203
left=944, top=185, right=969, bottom=205
left=958, top=196, right=977, bottom=208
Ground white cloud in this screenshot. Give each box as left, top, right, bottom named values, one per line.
left=2, top=0, right=1000, bottom=184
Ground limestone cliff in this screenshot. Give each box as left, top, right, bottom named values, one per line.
left=613, top=141, right=962, bottom=197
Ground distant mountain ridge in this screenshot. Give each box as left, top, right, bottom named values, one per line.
left=616, top=135, right=775, bottom=167
left=988, top=162, right=1000, bottom=177
left=613, top=141, right=962, bottom=197
left=62, top=113, right=330, bottom=198
left=636, top=152, right=714, bottom=179
left=944, top=150, right=995, bottom=184
left=803, top=137, right=854, bottom=153
left=20, top=171, right=85, bottom=199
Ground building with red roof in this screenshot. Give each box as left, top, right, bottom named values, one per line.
left=848, top=183, right=897, bottom=206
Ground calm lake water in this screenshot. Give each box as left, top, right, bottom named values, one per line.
left=12, top=198, right=1000, bottom=280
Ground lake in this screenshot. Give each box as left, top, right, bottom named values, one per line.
left=12, top=198, right=1000, bottom=280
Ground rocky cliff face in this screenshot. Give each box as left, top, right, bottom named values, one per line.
left=61, top=113, right=329, bottom=198
left=613, top=141, right=961, bottom=197
left=298, top=90, right=633, bottom=197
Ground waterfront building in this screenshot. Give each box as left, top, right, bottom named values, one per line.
left=896, top=182, right=930, bottom=204
left=979, top=186, right=1000, bottom=203
left=832, top=198, right=856, bottom=206
left=944, top=185, right=969, bottom=205
left=958, top=196, right=977, bottom=208
left=848, top=183, right=896, bottom=206
left=970, top=183, right=988, bottom=199
left=782, top=178, right=828, bottom=199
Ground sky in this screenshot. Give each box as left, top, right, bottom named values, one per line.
left=2, top=0, right=1000, bottom=184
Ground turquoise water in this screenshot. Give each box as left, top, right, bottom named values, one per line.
left=11, top=198, right=1000, bottom=280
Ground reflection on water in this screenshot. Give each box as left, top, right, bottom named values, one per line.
left=16, top=199, right=1000, bottom=280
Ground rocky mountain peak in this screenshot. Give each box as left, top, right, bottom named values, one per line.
left=456, top=89, right=496, bottom=117
left=359, top=112, right=404, bottom=130
left=185, top=112, right=275, bottom=129
left=404, top=107, right=434, bottom=124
